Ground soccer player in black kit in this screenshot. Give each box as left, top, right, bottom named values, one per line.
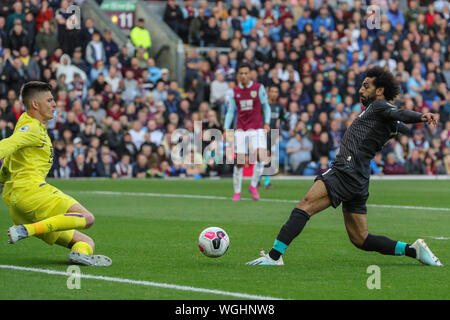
left=247, top=67, right=443, bottom=266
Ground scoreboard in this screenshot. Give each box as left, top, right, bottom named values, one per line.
left=100, top=0, right=136, bottom=31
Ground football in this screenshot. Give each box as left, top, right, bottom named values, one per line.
left=198, top=227, right=230, bottom=258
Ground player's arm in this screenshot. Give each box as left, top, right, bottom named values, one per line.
left=395, top=121, right=411, bottom=135
left=259, top=85, right=271, bottom=132
left=0, top=123, right=41, bottom=159
left=375, top=100, right=437, bottom=125
left=0, top=157, right=10, bottom=193
left=223, top=92, right=236, bottom=130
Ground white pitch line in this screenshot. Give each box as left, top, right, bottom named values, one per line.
left=0, top=264, right=284, bottom=300
left=70, top=190, right=450, bottom=212
left=424, top=236, right=450, bottom=240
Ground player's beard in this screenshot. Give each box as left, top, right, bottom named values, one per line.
left=360, top=93, right=376, bottom=107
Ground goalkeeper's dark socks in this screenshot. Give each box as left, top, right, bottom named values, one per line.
left=268, top=208, right=311, bottom=261
left=360, top=234, right=417, bottom=258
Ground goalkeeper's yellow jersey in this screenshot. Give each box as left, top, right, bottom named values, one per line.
left=0, top=112, right=54, bottom=205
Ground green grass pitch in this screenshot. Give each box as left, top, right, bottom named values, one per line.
left=0, top=178, right=449, bottom=300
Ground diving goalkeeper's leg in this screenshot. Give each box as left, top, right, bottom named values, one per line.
left=8, top=203, right=94, bottom=244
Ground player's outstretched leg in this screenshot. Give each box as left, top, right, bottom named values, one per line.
left=66, top=231, right=112, bottom=267
left=344, top=212, right=443, bottom=267
left=247, top=180, right=331, bottom=265
left=8, top=203, right=94, bottom=244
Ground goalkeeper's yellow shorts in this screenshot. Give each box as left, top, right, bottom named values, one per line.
left=8, top=182, right=78, bottom=245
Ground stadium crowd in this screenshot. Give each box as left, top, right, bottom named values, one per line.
left=0, top=0, right=449, bottom=179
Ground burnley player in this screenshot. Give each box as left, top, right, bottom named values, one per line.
left=247, top=67, right=443, bottom=266
left=224, top=63, right=271, bottom=201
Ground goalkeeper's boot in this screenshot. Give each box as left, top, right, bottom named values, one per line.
left=7, top=225, right=28, bottom=244
left=68, top=251, right=112, bottom=267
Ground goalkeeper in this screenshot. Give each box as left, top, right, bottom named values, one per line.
left=1, top=81, right=111, bottom=266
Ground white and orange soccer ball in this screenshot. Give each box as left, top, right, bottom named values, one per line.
left=198, top=227, right=230, bottom=258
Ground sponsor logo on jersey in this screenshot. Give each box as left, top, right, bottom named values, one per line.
left=18, top=125, right=29, bottom=132
left=239, top=99, right=254, bottom=111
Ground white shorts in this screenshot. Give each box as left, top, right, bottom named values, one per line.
left=234, top=129, right=267, bottom=155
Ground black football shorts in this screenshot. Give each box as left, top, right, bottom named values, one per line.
left=314, top=164, right=370, bottom=214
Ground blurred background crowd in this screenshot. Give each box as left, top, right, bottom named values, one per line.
left=0, top=0, right=449, bottom=179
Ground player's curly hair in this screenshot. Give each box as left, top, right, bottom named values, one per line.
left=21, top=81, right=52, bottom=109
left=366, top=66, right=400, bottom=101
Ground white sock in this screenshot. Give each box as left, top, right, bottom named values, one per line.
left=233, top=166, right=243, bottom=194
left=251, top=161, right=265, bottom=188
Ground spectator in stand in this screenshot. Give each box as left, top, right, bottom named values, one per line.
left=241, top=7, right=257, bottom=36
left=2, top=55, right=29, bottom=94
left=53, top=154, right=71, bottom=178
left=383, top=152, right=406, bottom=175
left=146, top=119, right=164, bottom=146
left=35, top=0, right=53, bottom=33
left=184, top=148, right=205, bottom=178
left=407, top=67, right=426, bottom=98
left=18, top=46, right=39, bottom=81
left=129, top=120, right=146, bottom=151
left=115, top=153, right=133, bottom=178
left=203, top=16, right=220, bottom=47
left=90, top=69, right=107, bottom=94
left=102, top=29, right=119, bottom=61
left=315, top=155, right=330, bottom=175
left=6, top=1, right=24, bottom=31
left=133, top=153, right=149, bottom=178
left=370, top=152, right=384, bottom=175
left=122, top=70, right=138, bottom=103
left=106, top=120, right=124, bottom=154
left=150, top=80, right=166, bottom=104
left=312, top=131, right=331, bottom=162
left=313, top=6, right=334, bottom=35
left=406, top=149, right=426, bottom=174
left=146, top=57, right=161, bottom=85
left=96, top=149, right=118, bottom=178
left=276, top=0, right=293, bottom=25
left=85, top=31, right=105, bottom=67
left=279, top=17, right=299, bottom=40
left=297, top=7, right=313, bottom=32
left=163, top=0, right=185, bottom=40
left=424, top=153, right=436, bottom=175
left=56, top=53, right=87, bottom=85
left=70, top=152, right=89, bottom=177
left=286, top=131, right=313, bottom=175
left=7, top=19, right=31, bottom=55
left=408, top=129, right=430, bottom=154
left=86, top=98, right=106, bottom=126
left=164, top=89, right=180, bottom=116
left=209, top=71, right=228, bottom=111
left=386, top=0, right=405, bottom=29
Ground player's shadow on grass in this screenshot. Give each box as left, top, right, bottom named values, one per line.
left=16, top=257, right=69, bottom=267
left=374, top=263, right=426, bottom=267
left=357, top=261, right=425, bottom=268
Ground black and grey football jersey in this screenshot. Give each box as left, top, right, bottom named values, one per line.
left=335, top=100, right=423, bottom=178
